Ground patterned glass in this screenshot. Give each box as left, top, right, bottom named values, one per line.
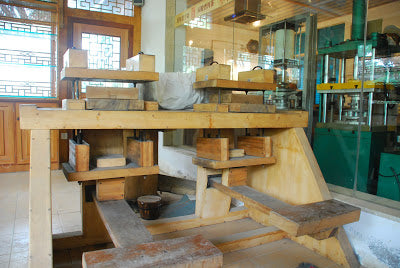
left=68, top=0, right=134, bottom=17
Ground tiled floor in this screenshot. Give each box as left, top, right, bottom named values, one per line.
left=0, top=170, right=342, bottom=268
left=0, top=170, right=81, bottom=268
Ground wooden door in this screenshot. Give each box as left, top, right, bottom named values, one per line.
left=0, top=102, right=15, bottom=164
left=15, top=103, right=59, bottom=164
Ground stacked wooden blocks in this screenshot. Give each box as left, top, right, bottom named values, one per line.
left=85, top=86, right=143, bottom=111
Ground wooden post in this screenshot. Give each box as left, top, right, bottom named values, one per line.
left=29, top=130, right=52, bottom=267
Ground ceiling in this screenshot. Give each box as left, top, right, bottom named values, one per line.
left=184, top=0, right=396, bottom=30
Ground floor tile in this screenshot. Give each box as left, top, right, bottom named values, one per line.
left=15, top=193, right=28, bottom=219
left=0, top=263, right=8, bottom=268
left=13, top=218, right=28, bottom=235
left=54, top=191, right=80, bottom=214
left=9, top=260, right=28, bottom=268
left=0, top=254, right=9, bottom=265
left=11, top=233, right=29, bottom=254
left=10, top=250, right=27, bottom=262
left=0, top=220, right=14, bottom=236
left=0, top=235, right=12, bottom=255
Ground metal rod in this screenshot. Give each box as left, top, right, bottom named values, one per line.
left=368, top=92, right=373, bottom=127
left=339, top=95, right=343, bottom=121
left=269, top=27, right=272, bottom=56
left=341, top=58, right=345, bottom=83
left=330, top=94, right=334, bottom=123
left=298, top=25, right=302, bottom=60
left=384, top=102, right=388, bottom=126
left=323, top=93, right=328, bottom=123
left=324, top=54, right=329, bottom=83
left=282, top=21, right=287, bottom=83
left=354, top=55, right=359, bottom=80
left=370, top=48, right=375, bottom=81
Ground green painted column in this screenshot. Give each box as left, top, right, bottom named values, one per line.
left=351, top=0, right=366, bottom=40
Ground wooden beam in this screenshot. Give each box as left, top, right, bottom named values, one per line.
left=192, top=155, right=276, bottom=169
left=193, top=79, right=277, bottom=91
left=200, top=188, right=231, bottom=218
left=93, top=196, right=153, bottom=248
left=85, top=99, right=144, bottom=111
left=29, top=130, right=52, bottom=267
left=144, top=209, right=249, bottom=235
left=209, top=93, right=264, bottom=104
left=19, top=105, right=309, bottom=130
left=221, top=167, right=248, bottom=187
left=126, top=138, right=154, bottom=167
left=193, top=103, right=229, bottom=112
left=86, top=86, right=139, bottom=99
left=82, top=235, right=223, bottom=268
left=237, top=136, right=273, bottom=157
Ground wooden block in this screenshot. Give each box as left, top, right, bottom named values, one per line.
left=237, top=136, right=272, bottom=157
left=200, top=129, right=235, bottom=149
left=126, top=54, right=155, bottom=72
left=85, top=99, right=144, bottom=111
left=193, top=155, right=276, bottom=169
left=62, top=99, right=85, bottom=110
left=238, top=69, right=276, bottom=83
left=144, top=101, right=159, bottom=111
left=229, top=103, right=276, bottom=113
left=96, top=178, right=125, bottom=201
left=96, top=154, right=126, bottom=168
left=196, top=137, right=229, bottom=161
left=200, top=188, right=231, bottom=218
left=126, top=138, right=154, bottom=167
left=86, top=86, right=139, bottom=100
left=69, top=139, right=89, bottom=172
left=82, top=235, right=223, bottom=268
left=63, top=48, right=88, bottom=68
left=196, top=64, right=231, bottom=81
left=222, top=167, right=248, bottom=187
left=210, top=94, right=264, bottom=104
left=229, top=149, right=244, bottom=158
left=193, top=103, right=229, bottom=112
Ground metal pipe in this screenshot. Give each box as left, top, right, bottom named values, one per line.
left=351, top=0, right=366, bottom=40
left=384, top=102, right=388, bottom=125
left=368, top=92, right=373, bottom=127
left=323, top=93, right=328, bottom=123
left=330, top=94, right=334, bottom=123
left=339, top=95, right=343, bottom=121
left=341, top=58, right=345, bottom=83
left=370, top=48, right=375, bottom=81
left=354, top=55, right=359, bottom=80
left=324, top=54, right=329, bottom=83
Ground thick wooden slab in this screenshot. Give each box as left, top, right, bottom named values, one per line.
left=222, top=167, right=248, bottom=187
left=86, top=86, right=139, bottom=100
left=192, top=155, right=276, bottom=169
left=69, top=139, right=89, bottom=172
left=62, top=99, right=86, bottom=110
left=126, top=138, right=154, bottom=167
left=238, top=136, right=273, bottom=157
left=19, top=105, right=309, bottom=130
left=86, top=99, right=144, bottom=111
left=210, top=180, right=361, bottom=237
left=193, top=79, right=277, bottom=91
left=229, top=103, right=276, bottom=113
left=209, top=93, right=264, bottom=104
left=60, top=67, right=159, bottom=83
left=62, top=162, right=159, bottom=182
left=238, top=69, right=276, bottom=83
left=82, top=235, right=222, bottom=268
left=96, top=154, right=126, bottom=168
left=93, top=196, right=153, bottom=248
left=96, top=178, right=125, bottom=201
left=193, top=103, right=229, bottom=112
left=144, top=101, right=159, bottom=111
left=229, top=149, right=245, bottom=158
left=196, top=137, right=229, bottom=161
left=196, top=64, right=231, bottom=81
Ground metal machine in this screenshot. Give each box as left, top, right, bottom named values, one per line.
left=313, top=0, right=400, bottom=195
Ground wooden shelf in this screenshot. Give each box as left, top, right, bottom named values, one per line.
left=19, top=105, right=308, bottom=130
left=192, top=155, right=276, bottom=169
left=193, top=79, right=277, bottom=91
left=62, top=162, right=159, bottom=182
left=60, top=67, right=159, bottom=83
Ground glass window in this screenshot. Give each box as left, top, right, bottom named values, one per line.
left=68, top=0, right=134, bottom=17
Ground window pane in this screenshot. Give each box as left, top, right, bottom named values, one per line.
left=68, top=0, right=134, bottom=17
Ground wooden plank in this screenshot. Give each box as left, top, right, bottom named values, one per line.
left=193, top=79, right=277, bottom=91
left=62, top=162, right=159, bottom=182
left=195, top=166, right=210, bottom=217
left=196, top=137, right=229, bottom=161
left=145, top=208, right=249, bottom=235
left=200, top=188, right=231, bottom=219
left=213, top=226, right=286, bottom=253
left=192, top=155, right=276, bottom=169
left=63, top=48, right=87, bottom=68
left=193, top=103, right=229, bottom=112
left=237, top=136, right=273, bottom=157
left=96, top=178, right=125, bottom=201
left=126, top=138, right=154, bottom=167
left=229, top=149, right=244, bottom=158
left=209, top=93, right=264, bottom=104
left=221, top=167, right=248, bottom=187
left=19, top=105, right=309, bottom=130
left=196, top=64, right=231, bottom=81
left=144, top=101, right=159, bottom=111
left=85, top=99, right=144, bottom=111
left=29, top=130, right=52, bottom=267
left=126, top=54, right=155, bottom=72
left=200, top=129, right=235, bottom=149
left=93, top=196, right=153, bottom=248
left=62, top=99, right=86, bottom=110
left=96, top=154, right=126, bottom=168
left=210, top=180, right=361, bottom=237
left=82, top=235, right=222, bottom=268
left=229, top=103, right=276, bottom=113
left=69, top=139, right=89, bottom=172
left=86, top=86, right=139, bottom=100
left=60, top=67, right=159, bottom=83
left=238, top=69, right=276, bottom=83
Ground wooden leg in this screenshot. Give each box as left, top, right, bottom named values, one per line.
left=29, top=130, right=52, bottom=267
left=195, top=166, right=208, bottom=217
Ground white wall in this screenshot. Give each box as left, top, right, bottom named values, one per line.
left=141, top=0, right=166, bottom=73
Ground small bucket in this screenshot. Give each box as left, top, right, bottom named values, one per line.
left=137, top=195, right=162, bottom=220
